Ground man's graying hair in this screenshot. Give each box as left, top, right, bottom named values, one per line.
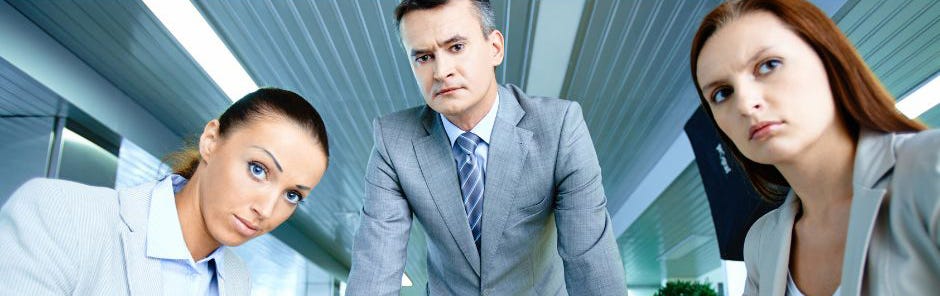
left=394, top=0, right=497, bottom=37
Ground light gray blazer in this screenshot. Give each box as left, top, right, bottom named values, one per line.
left=0, top=178, right=251, bottom=296
left=743, top=129, right=940, bottom=296
left=347, top=84, right=626, bottom=295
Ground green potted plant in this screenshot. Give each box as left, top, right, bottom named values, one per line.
left=653, top=280, right=718, bottom=296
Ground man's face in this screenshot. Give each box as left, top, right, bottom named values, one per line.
left=399, top=0, right=504, bottom=117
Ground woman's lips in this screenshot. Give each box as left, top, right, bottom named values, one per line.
left=749, top=121, right=783, bottom=141
left=233, top=215, right=259, bottom=237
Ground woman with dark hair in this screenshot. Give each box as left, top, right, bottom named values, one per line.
left=690, top=0, right=939, bottom=295
left=0, top=87, right=329, bottom=295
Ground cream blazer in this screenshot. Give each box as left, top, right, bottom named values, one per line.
left=743, top=129, right=940, bottom=296
left=0, top=178, right=251, bottom=295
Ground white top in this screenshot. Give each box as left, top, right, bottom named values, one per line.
left=787, top=271, right=841, bottom=296
left=147, top=174, right=225, bottom=296
left=441, top=92, right=500, bottom=172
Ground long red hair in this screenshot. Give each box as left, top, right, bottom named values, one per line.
left=689, top=0, right=926, bottom=201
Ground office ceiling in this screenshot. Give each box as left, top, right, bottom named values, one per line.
left=3, top=0, right=937, bottom=294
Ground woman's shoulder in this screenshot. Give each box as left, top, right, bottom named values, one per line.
left=743, top=203, right=787, bottom=264
left=0, top=179, right=129, bottom=292
left=10, top=177, right=118, bottom=204
left=744, top=206, right=783, bottom=246
left=3, top=178, right=121, bottom=227
left=892, top=129, right=940, bottom=191
left=890, top=129, right=940, bottom=218
left=894, top=129, right=940, bottom=167
left=14, top=177, right=115, bottom=192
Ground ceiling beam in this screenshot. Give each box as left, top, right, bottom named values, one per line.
left=0, top=1, right=179, bottom=156
left=611, top=131, right=694, bottom=236
left=524, top=0, right=588, bottom=97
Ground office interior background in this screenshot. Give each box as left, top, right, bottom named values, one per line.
left=1, top=0, right=938, bottom=295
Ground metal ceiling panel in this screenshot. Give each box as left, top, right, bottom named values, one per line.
left=834, top=0, right=940, bottom=126
left=921, top=104, right=940, bottom=127
left=836, top=0, right=940, bottom=99
left=0, top=56, right=62, bottom=116
left=562, top=0, right=722, bottom=214
left=617, top=162, right=720, bottom=287
left=6, top=0, right=230, bottom=136
left=492, top=0, right=539, bottom=87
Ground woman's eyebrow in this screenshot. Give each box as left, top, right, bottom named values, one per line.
left=251, top=145, right=283, bottom=172
left=700, top=46, right=774, bottom=92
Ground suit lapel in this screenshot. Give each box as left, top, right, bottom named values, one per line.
left=840, top=186, right=885, bottom=295
left=414, top=106, right=481, bottom=276
left=840, top=130, right=895, bottom=296
left=218, top=251, right=233, bottom=296
left=218, top=249, right=248, bottom=296
left=765, top=192, right=798, bottom=296
left=480, top=86, right=531, bottom=274
left=118, top=183, right=164, bottom=296
left=121, top=231, right=164, bottom=296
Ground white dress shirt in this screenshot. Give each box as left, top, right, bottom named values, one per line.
left=787, top=271, right=841, bottom=296
left=147, top=174, right=226, bottom=296
left=441, top=93, right=500, bottom=173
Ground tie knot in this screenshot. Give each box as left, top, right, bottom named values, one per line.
left=455, top=132, right=483, bottom=156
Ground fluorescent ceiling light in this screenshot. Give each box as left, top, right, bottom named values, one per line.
left=402, top=273, right=413, bottom=287
left=896, top=73, right=940, bottom=119
left=142, top=0, right=256, bottom=102
left=63, top=128, right=97, bottom=148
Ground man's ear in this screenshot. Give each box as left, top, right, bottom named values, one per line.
left=488, top=29, right=505, bottom=67
left=199, top=119, right=221, bottom=164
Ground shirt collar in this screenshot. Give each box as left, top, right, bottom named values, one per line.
left=147, top=174, right=226, bottom=266
left=441, top=92, right=500, bottom=147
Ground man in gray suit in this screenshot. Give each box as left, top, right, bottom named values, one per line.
left=346, top=0, right=627, bottom=295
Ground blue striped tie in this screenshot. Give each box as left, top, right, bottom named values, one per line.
left=453, top=132, right=484, bottom=251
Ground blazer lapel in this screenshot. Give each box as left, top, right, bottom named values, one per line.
left=218, top=249, right=248, bottom=296
left=764, top=192, right=799, bottom=296
left=413, top=106, right=481, bottom=276
left=840, top=130, right=895, bottom=296
left=840, top=186, right=885, bottom=295
left=121, top=231, right=164, bottom=296
left=118, top=183, right=164, bottom=296
left=480, top=86, right=531, bottom=274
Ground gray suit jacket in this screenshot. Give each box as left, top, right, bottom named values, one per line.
left=347, top=84, right=626, bottom=295
left=0, top=178, right=251, bottom=296
left=742, top=129, right=940, bottom=296
left=347, top=86, right=626, bottom=296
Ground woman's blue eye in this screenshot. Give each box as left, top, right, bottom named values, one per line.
left=284, top=191, right=303, bottom=204
left=712, top=87, right=733, bottom=104
left=249, top=162, right=267, bottom=180
left=758, top=59, right=782, bottom=75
